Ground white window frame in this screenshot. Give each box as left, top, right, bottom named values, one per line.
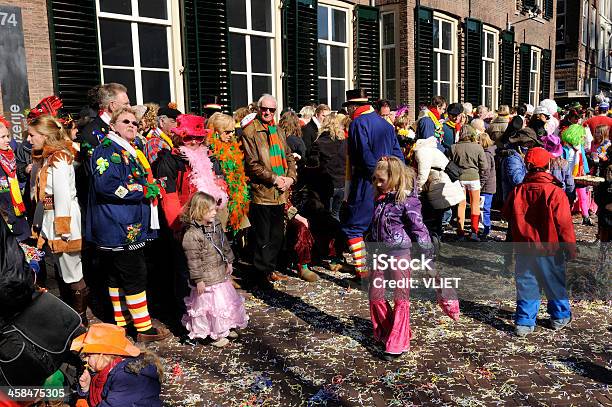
left=481, top=27, right=499, bottom=111
left=433, top=13, right=458, bottom=102
left=529, top=47, right=541, bottom=106
left=228, top=0, right=276, bottom=107
left=380, top=10, right=399, bottom=103
left=96, top=0, right=176, bottom=106
left=317, top=3, right=350, bottom=108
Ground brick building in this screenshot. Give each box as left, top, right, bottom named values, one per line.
left=554, top=0, right=612, bottom=106
left=377, top=0, right=557, bottom=112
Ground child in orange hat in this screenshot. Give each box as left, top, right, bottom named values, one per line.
left=71, top=323, right=162, bottom=406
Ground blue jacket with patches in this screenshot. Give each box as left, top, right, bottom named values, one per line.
left=85, top=136, right=156, bottom=247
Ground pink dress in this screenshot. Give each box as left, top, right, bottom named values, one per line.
left=182, top=280, right=248, bottom=340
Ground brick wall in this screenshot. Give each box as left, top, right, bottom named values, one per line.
left=0, top=0, right=53, bottom=115
left=377, top=0, right=557, bottom=109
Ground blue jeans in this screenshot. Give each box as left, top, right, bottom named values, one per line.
left=481, top=193, right=493, bottom=234
left=515, top=254, right=571, bottom=326
left=329, top=187, right=345, bottom=221
left=442, top=208, right=452, bottom=226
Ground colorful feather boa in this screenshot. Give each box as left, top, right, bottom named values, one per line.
left=208, top=133, right=250, bottom=234
left=180, top=145, right=228, bottom=208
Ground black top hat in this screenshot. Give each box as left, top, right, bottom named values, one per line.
left=202, top=95, right=222, bottom=111
left=342, top=89, right=369, bottom=107
left=157, top=104, right=182, bottom=119
left=447, top=103, right=463, bottom=116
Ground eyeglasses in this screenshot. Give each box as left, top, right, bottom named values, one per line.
left=121, top=119, right=139, bottom=127
left=184, top=136, right=205, bottom=144
left=222, top=130, right=235, bottom=135
left=260, top=107, right=276, bottom=113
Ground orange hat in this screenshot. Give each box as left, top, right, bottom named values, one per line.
left=71, top=323, right=141, bottom=357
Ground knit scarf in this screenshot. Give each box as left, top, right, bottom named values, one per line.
left=106, top=132, right=160, bottom=229
left=445, top=120, right=461, bottom=141
left=426, top=109, right=445, bottom=141
left=89, top=357, right=123, bottom=406
left=259, top=117, right=287, bottom=176
left=351, top=104, right=375, bottom=120
left=0, top=148, right=25, bottom=216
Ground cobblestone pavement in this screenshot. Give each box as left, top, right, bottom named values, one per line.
left=142, top=216, right=611, bottom=407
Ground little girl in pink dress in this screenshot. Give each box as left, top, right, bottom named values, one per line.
left=181, top=192, right=248, bottom=347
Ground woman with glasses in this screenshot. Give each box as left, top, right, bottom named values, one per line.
left=86, top=106, right=170, bottom=342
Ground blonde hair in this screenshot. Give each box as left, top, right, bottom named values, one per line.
left=471, top=118, right=486, bottom=133
left=299, top=105, right=315, bottom=121
left=319, top=112, right=345, bottom=140
left=394, top=113, right=411, bottom=130
left=110, top=106, right=137, bottom=124
left=594, top=124, right=609, bottom=142
left=28, top=115, right=71, bottom=150
left=207, top=112, right=235, bottom=136
left=374, top=156, right=415, bottom=203
left=458, top=125, right=478, bottom=142
left=181, top=192, right=217, bottom=223
left=279, top=111, right=301, bottom=137
left=479, top=132, right=494, bottom=148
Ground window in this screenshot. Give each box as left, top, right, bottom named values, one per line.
left=529, top=48, right=541, bottom=105
left=228, top=0, right=274, bottom=110
left=317, top=4, right=349, bottom=109
left=433, top=15, right=457, bottom=102
left=97, top=0, right=174, bottom=105
left=481, top=28, right=498, bottom=110
left=590, top=6, right=597, bottom=49
left=556, top=0, right=565, bottom=43
left=381, top=12, right=397, bottom=103
left=555, top=80, right=566, bottom=93
left=582, top=0, right=588, bottom=45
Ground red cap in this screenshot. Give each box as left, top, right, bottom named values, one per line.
left=525, top=147, right=552, bottom=168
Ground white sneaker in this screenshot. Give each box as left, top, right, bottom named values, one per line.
left=227, top=330, right=239, bottom=339
left=211, top=337, right=230, bottom=347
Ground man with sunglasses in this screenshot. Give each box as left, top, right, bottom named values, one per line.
left=242, top=94, right=297, bottom=289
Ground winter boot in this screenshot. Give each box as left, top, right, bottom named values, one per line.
left=70, top=279, right=90, bottom=327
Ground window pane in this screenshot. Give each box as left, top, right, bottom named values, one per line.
left=439, top=83, right=450, bottom=101
left=138, top=24, right=168, bottom=69
left=100, top=0, right=131, bottom=15
left=251, top=36, right=271, bottom=74
left=384, top=49, right=396, bottom=79
left=318, top=6, right=328, bottom=40
left=251, top=0, right=272, bottom=32
left=433, top=53, right=438, bottom=81
left=231, top=74, right=248, bottom=110
left=318, top=44, right=327, bottom=77
left=142, top=71, right=171, bottom=105
left=442, top=21, right=452, bottom=51
left=530, top=73, right=537, bottom=91
left=558, top=0, right=565, bottom=14
left=228, top=0, right=247, bottom=29
left=252, top=75, right=272, bottom=102
left=329, top=46, right=345, bottom=78
left=484, top=61, right=492, bottom=86
left=433, top=20, right=440, bottom=48
left=486, top=33, right=495, bottom=59
left=484, top=87, right=492, bottom=110
left=531, top=52, right=538, bottom=70
left=230, top=33, right=246, bottom=72
left=318, top=79, right=327, bottom=105
left=331, top=80, right=345, bottom=111
left=138, top=0, right=167, bottom=19
left=99, top=19, right=133, bottom=66
left=103, top=68, right=136, bottom=103
left=383, top=13, right=394, bottom=46
left=385, top=80, right=396, bottom=103
left=439, top=53, right=451, bottom=81
left=332, top=9, right=346, bottom=43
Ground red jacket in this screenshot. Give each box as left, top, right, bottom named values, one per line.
left=502, top=171, right=576, bottom=258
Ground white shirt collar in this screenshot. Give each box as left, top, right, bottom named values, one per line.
left=312, top=116, right=321, bottom=128
left=100, top=111, right=112, bottom=125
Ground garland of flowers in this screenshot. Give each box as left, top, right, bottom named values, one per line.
left=208, top=132, right=250, bottom=234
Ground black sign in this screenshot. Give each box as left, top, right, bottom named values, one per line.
left=0, top=5, right=30, bottom=142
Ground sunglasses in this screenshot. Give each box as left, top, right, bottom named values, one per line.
left=222, top=130, right=235, bottom=135
left=184, top=136, right=205, bottom=144
left=121, top=119, right=139, bottom=127
left=260, top=107, right=276, bottom=113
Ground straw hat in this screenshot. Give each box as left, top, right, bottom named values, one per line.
left=71, top=323, right=141, bottom=357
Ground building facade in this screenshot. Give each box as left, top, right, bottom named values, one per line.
left=0, top=0, right=557, bottom=124
left=554, top=0, right=612, bottom=106
left=377, top=0, right=557, bottom=112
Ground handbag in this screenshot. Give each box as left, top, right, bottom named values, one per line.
left=0, top=292, right=82, bottom=387
left=432, top=161, right=464, bottom=183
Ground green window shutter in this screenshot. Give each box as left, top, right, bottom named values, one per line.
left=282, top=0, right=318, bottom=110
left=182, top=0, right=231, bottom=114
left=539, top=49, right=552, bottom=100
left=544, top=0, right=554, bottom=20
left=518, top=44, right=531, bottom=104
left=47, top=0, right=100, bottom=115
left=499, top=30, right=515, bottom=106
left=354, top=5, right=380, bottom=100
left=464, top=18, right=483, bottom=106
left=415, top=6, right=434, bottom=107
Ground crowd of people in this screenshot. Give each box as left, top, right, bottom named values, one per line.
left=0, top=82, right=610, bottom=404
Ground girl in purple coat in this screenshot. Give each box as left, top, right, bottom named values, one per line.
left=368, top=157, right=459, bottom=361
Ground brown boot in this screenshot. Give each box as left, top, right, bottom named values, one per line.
left=136, top=325, right=172, bottom=343
left=70, top=279, right=90, bottom=327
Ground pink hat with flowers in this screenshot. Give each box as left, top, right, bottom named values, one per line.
left=541, top=134, right=563, bottom=158
left=170, top=114, right=210, bottom=138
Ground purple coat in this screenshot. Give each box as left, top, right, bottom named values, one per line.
left=369, top=191, right=432, bottom=248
